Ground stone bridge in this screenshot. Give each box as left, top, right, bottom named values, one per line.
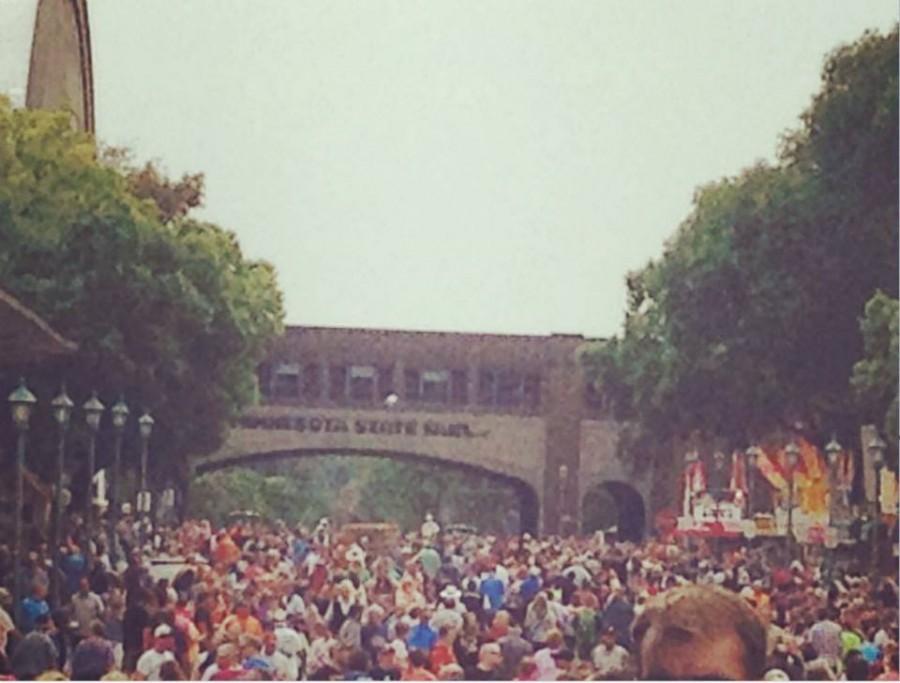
left=193, top=326, right=654, bottom=536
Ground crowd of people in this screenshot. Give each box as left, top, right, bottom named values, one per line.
left=0, top=510, right=897, bottom=681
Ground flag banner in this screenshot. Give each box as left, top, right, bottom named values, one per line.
left=881, top=468, right=899, bottom=516
left=756, top=448, right=788, bottom=492
left=729, top=451, right=747, bottom=493
left=794, top=439, right=828, bottom=517
left=798, top=438, right=825, bottom=480
left=837, top=450, right=855, bottom=492
left=682, top=460, right=707, bottom=516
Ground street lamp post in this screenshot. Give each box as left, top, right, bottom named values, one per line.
left=82, top=392, right=105, bottom=566
left=8, top=379, right=36, bottom=625
left=824, top=436, right=842, bottom=583
left=137, top=412, right=154, bottom=544
left=109, top=398, right=129, bottom=566
left=867, top=434, right=886, bottom=577
left=824, top=436, right=842, bottom=532
left=785, top=441, right=800, bottom=560
left=50, top=386, right=74, bottom=606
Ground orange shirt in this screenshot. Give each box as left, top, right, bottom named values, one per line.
left=214, top=536, right=240, bottom=566
left=429, top=642, right=457, bottom=674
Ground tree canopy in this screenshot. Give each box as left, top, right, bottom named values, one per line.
left=851, top=291, right=899, bottom=446
left=0, top=98, right=284, bottom=496
left=188, top=456, right=522, bottom=533
left=583, top=27, right=898, bottom=458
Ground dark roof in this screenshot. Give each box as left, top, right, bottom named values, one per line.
left=0, top=288, right=77, bottom=366
left=285, top=324, right=603, bottom=344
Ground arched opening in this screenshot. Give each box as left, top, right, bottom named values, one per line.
left=193, top=449, right=539, bottom=535
left=581, top=480, right=646, bottom=541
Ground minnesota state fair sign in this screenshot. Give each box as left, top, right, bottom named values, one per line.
left=240, top=414, right=491, bottom=439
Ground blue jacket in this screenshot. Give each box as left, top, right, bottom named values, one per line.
left=407, top=623, right=437, bottom=652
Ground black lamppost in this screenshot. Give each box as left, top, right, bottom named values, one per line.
left=109, top=398, right=129, bottom=566
left=824, top=436, right=842, bottom=531
left=82, top=392, right=105, bottom=565
left=823, top=436, right=842, bottom=582
left=137, top=412, right=154, bottom=529
left=50, top=385, right=74, bottom=606
left=8, top=379, right=36, bottom=625
left=867, top=434, right=886, bottom=577
left=785, top=441, right=800, bottom=559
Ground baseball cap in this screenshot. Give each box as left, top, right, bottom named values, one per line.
left=153, top=624, right=173, bottom=638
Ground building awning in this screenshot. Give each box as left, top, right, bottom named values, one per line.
left=0, top=287, right=77, bottom=366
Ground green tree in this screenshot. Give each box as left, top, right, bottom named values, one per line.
left=248, top=455, right=523, bottom=533
left=851, top=291, right=899, bottom=445
left=0, top=99, right=284, bottom=496
left=186, top=468, right=325, bottom=527
left=583, top=27, right=898, bottom=459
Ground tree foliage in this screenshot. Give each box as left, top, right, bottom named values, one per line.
left=186, top=469, right=320, bottom=528
left=851, top=291, right=899, bottom=446
left=583, top=27, right=898, bottom=457
left=188, top=456, right=522, bottom=533
left=101, top=147, right=205, bottom=224
left=0, top=98, right=284, bottom=495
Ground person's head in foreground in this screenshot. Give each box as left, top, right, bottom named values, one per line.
left=632, top=584, right=766, bottom=680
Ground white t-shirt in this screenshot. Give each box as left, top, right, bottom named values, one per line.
left=262, top=650, right=295, bottom=681
left=430, top=608, right=463, bottom=633
left=389, top=638, right=409, bottom=666
left=275, top=625, right=308, bottom=658
left=286, top=593, right=306, bottom=616
left=592, top=643, right=630, bottom=676
left=136, top=648, right=175, bottom=680
left=421, top=520, right=440, bottom=540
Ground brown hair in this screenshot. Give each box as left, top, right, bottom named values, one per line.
left=632, top=584, right=767, bottom=680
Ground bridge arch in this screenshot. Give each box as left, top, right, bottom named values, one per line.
left=581, top=480, right=646, bottom=541
left=194, top=447, right=540, bottom=535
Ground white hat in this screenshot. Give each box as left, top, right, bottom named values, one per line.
left=154, top=624, right=174, bottom=638
left=440, top=585, right=462, bottom=601
left=763, top=669, right=790, bottom=681
left=271, top=609, right=287, bottom=623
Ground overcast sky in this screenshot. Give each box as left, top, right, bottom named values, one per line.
left=89, top=1, right=896, bottom=337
